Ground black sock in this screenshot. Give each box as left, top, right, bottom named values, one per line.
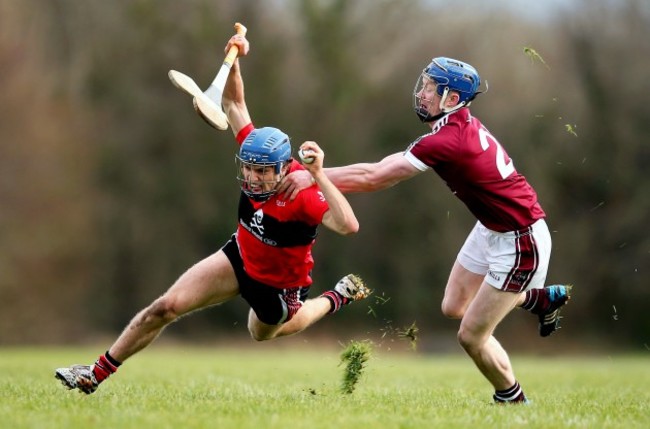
left=493, top=381, right=527, bottom=403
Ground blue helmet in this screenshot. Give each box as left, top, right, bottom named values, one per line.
left=414, top=57, right=484, bottom=122
left=236, top=127, right=292, bottom=201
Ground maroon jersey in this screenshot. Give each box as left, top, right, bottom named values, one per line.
left=235, top=125, right=329, bottom=288
left=405, top=108, right=545, bottom=232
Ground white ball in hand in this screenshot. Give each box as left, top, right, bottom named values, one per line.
left=298, top=148, right=315, bottom=164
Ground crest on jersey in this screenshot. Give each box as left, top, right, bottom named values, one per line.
left=250, top=209, right=265, bottom=235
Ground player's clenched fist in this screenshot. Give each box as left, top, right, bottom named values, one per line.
left=297, top=141, right=324, bottom=172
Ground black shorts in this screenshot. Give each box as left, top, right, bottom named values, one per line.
left=221, top=235, right=310, bottom=325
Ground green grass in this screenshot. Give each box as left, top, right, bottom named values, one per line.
left=1, top=346, right=648, bottom=429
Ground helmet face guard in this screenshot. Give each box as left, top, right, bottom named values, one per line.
left=413, top=57, right=484, bottom=122
left=236, top=127, right=292, bottom=201
left=235, top=157, right=288, bottom=202
left=413, top=74, right=440, bottom=122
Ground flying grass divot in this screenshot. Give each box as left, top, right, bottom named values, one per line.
left=339, top=340, right=373, bottom=394
left=397, top=321, right=419, bottom=351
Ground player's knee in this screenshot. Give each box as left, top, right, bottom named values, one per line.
left=456, top=325, right=478, bottom=353
left=247, top=324, right=275, bottom=342
left=145, top=296, right=179, bottom=325
left=248, top=330, right=271, bottom=342
left=247, top=314, right=277, bottom=342
left=441, top=299, right=465, bottom=319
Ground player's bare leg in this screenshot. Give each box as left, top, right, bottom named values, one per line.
left=247, top=297, right=331, bottom=340
left=109, top=250, right=239, bottom=361
left=458, top=282, right=528, bottom=402
left=441, top=260, right=483, bottom=319
left=248, top=274, right=371, bottom=341
left=56, top=250, right=239, bottom=394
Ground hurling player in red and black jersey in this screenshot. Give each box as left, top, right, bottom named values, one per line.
left=54, top=31, right=370, bottom=395
left=281, top=58, right=571, bottom=404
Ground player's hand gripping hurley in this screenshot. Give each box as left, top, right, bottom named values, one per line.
left=168, top=23, right=247, bottom=130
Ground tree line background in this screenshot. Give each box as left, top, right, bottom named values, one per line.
left=1, top=0, right=648, bottom=353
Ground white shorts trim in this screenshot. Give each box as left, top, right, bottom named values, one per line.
left=457, top=219, right=551, bottom=292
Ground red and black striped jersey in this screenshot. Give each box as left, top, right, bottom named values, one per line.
left=234, top=124, right=329, bottom=288
left=235, top=160, right=328, bottom=288
left=405, top=108, right=545, bottom=232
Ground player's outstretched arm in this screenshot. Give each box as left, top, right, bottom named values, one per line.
left=222, top=34, right=252, bottom=139
left=279, top=152, right=422, bottom=200
left=326, top=152, right=421, bottom=193
left=298, top=141, right=359, bottom=236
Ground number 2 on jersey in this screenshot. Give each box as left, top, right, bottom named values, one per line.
left=478, top=128, right=515, bottom=179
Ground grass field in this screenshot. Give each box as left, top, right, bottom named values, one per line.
left=1, top=345, right=648, bottom=429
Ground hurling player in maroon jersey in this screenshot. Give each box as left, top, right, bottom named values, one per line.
left=54, top=32, right=370, bottom=395
left=280, top=58, right=571, bottom=404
